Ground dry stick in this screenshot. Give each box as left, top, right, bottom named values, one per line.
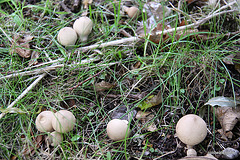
left=0, top=73, right=47, bottom=120
left=212, top=1, right=236, bottom=15
left=156, top=9, right=237, bottom=35
left=0, top=57, right=100, bottom=80
left=0, top=64, right=64, bottom=80
left=1, top=58, right=65, bottom=75
left=77, top=37, right=140, bottom=52
left=76, top=9, right=237, bottom=52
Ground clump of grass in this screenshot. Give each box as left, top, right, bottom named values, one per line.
left=0, top=0, right=239, bottom=159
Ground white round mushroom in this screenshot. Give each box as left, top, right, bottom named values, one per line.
left=51, top=110, right=76, bottom=133
left=35, top=111, right=54, bottom=132
left=186, top=148, right=197, bottom=157
left=48, top=131, right=63, bottom=146
left=106, top=119, right=130, bottom=141
left=73, top=17, right=93, bottom=42
left=176, top=114, right=207, bottom=148
left=57, top=27, right=77, bottom=46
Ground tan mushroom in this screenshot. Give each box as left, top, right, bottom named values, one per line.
left=176, top=114, right=207, bottom=156
left=73, top=17, right=93, bottom=42
left=57, top=27, right=78, bottom=46
left=106, top=119, right=130, bottom=141
left=35, top=111, right=54, bottom=132
left=52, top=110, right=76, bottom=133
left=123, top=6, right=139, bottom=19
left=48, top=131, right=63, bottom=146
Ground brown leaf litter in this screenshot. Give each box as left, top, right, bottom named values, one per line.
left=10, top=34, right=33, bottom=58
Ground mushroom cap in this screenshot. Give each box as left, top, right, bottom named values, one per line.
left=106, top=119, right=130, bottom=141
left=57, top=27, right=77, bottom=46
left=35, top=111, right=54, bottom=132
left=48, top=131, right=63, bottom=146
left=176, top=114, right=207, bottom=146
left=51, top=110, right=76, bottom=133
left=125, top=6, right=139, bottom=19
left=73, top=17, right=93, bottom=42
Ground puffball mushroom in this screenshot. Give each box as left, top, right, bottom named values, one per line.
left=52, top=110, right=76, bottom=133
left=176, top=114, right=207, bottom=156
left=123, top=6, right=139, bottom=19
left=35, top=111, right=54, bottom=132
left=107, top=119, right=130, bottom=141
left=57, top=27, right=77, bottom=47
left=48, top=131, right=63, bottom=146
left=73, top=17, right=93, bottom=42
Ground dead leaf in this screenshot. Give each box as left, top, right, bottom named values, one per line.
left=136, top=111, right=158, bottom=132
left=111, top=106, right=137, bottom=121
left=223, top=54, right=235, bottom=65
left=94, top=81, right=116, bottom=92
left=28, top=51, right=39, bottom=66
left=143, top=2, right=172, bottom=22
left=233, top=53, right=240, bottom=73
left=204, top=96, right=240, bottom=139
left=215, top=107, right=239, bottom=132
left=149, top=23, right=172, bottom=44
left=131, top=61, right=141, bottom=70
left=136, top=2, right=171, bottom=39
left=137, top=91, right=162, bottom=110
left=179, top=20, right=188, bottom=26
left=204, top=96, right=240, bottom=108
left=60, top=98, right=76, bottom=109
left=11, top=35, right=33, bottom=58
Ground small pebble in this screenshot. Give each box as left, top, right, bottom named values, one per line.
left=222, top=147, right=239, bottom=159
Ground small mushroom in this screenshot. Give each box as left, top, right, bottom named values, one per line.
left=106, top=119, right=130, bottom=141
left=52, top=110, right=76, bottom=133
left=48, top=131, right=63, bottom=146
left=73, top=17, right=93, bottom=42
left=35, top=111, right=54, bottom=132
left=123, top=6, right=139, bottom=19
left=57, top=27, right=78, bottom=46
left=176, top=114, right=207, bottom=156
left=187, top=148, right=197, bottom=157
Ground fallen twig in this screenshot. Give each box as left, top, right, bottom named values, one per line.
left=0, top=73, right=47, bottom=120
left=0, top=57, right=100, bottom=80
left=76, top=37, right=140, bottom=52
left=156, top=9, right=237, bottom=35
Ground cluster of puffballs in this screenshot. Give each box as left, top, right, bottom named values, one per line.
left=35, top=110, right=76, bottom=146
left=57, top=6, right=140, bottom=47
left=57, top=16, right=93, bottom=47
left=107, top=114, right=208, bottom=158
left=35, top=111, right=207, bottom=157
